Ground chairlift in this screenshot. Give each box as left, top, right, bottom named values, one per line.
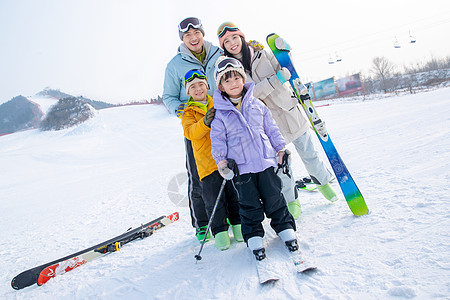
left=328, top=55, right=335, bottom=64
left=393, top=37, right=401, bottom=48
left=409, top=31, right=416, bottom=43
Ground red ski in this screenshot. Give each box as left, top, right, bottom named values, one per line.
left=12, top=212, right=179, bottom=290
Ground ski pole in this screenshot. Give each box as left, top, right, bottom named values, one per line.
left=194, top=166, right=234, bottom=262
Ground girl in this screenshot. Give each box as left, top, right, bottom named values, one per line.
left=182, top=69, right=242, bottom=250
left=210, top=57, right=297, bottom=260
left=216, top=22, right=338, bottom=219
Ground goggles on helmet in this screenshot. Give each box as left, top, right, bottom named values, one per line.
left=215, top=58, right=243, bottom=79
left=217, top=22, right=239, bottom=38
left=185, top=69, right=207, bottom=85
left=178, top=17, right=202, bottom=33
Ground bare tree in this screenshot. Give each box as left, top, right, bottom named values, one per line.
left=370, top=57, right=396, bottom=92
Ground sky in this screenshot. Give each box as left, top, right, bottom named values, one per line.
left=1, top=0, right=449, bottom=104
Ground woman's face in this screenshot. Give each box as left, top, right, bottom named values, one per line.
left=223, top=34, right=243, bottom=56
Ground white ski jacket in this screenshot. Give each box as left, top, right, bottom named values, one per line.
left=245, top=45, right=309, bottom=144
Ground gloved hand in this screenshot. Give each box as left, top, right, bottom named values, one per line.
left=274, top=37, right=291, bottom=51
left=249, top=40, right=264, bottom=51
left=217, top=159, right=234, bottom=179
left=176, top=103, right=187, bottom=119
left=203, top=107, right=216, bottom=127
left=268, top=67, right=291, bottom=87
left=276, top=67, right=291, bottom=84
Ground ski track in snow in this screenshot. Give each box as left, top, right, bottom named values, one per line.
left=1, top=88, right=449, bottom=299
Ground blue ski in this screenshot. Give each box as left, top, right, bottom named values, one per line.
left=266, top=33, right=368, bottom=216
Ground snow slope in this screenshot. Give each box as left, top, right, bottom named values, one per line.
left=27, top=94, right=59, bottom=115
left=1, top=88, right=449, bottom=299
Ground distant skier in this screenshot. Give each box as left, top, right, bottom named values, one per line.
left=181, top=69, right=242, bottom=250
left=210, top=57, right=297, bottom=260
left=163, top=17, right=223, bottom=242
left=216, top=22, right=338, bottom=220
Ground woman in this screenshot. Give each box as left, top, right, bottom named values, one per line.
left=216, top=22, right=338, bottom=219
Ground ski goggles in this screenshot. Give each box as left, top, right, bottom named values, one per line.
left=217, top=22, right=239, bottom=38
left=215, top=57, right=243, bottom=75
left=178, top=17, right=202, bottom=33
left=184, top=69, right=207, bottom=84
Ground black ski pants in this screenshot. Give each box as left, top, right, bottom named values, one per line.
left=234, top=167, right=296, bottom=242
left=201, top=170, right=241, bottom=236
left=185, top=138, right=208, bottom=229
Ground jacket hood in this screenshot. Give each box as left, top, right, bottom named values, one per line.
left=178, top=40, right=213, bottom=62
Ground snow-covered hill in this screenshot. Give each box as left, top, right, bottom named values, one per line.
left=1, top=88, right=449, bottom=299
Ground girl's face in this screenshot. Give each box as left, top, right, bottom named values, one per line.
left=182, top=28, right=204, bottom=54
left=219, top=71, right=245, bottom=99
left=187, top=81, right=208, bottom=102
left=223, top=34, right=243, bottom=56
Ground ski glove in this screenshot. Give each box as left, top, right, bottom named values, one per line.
left=203, top=107, right=216, bottom=127
left=176, top=103, right=187, bottom=119
left=274, top=37, right=291, bottom=51
left=249, top=40, right=264, bottom=51
left=217, top=159, right=235, bottom=180
left=269, top=67, right=291, bottom=87
left=276, top=67, right=291, bottom=84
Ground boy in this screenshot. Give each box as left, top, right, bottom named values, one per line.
left=181, top=69, right=242, bottom=250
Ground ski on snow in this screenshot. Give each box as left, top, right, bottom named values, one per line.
left=11, top=212, right=179, bottom=290
left=267, top=33, right=369, bottom=216
left=296, top=176, right=337, bottom=193
left=296, top=177, right=318, bottom=191
left=254, top=241, right=316, bottom=284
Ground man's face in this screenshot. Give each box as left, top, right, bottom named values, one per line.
left=182, top=28, right=204, bottom=54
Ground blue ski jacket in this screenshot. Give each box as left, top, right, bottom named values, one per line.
left=163, top=40, right=223, bottom=115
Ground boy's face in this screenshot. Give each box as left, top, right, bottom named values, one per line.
left=187, top=81, right=208, bottom=102
left=182, top=28, right=204, bottom=54
left=219, top=72, right=245, bottom=99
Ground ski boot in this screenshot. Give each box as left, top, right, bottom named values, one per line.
left=214, top=231, right=231, bottom=250
left=317, top=183, right=338, bottom=202
left=196, top=226, right=211, bottom=243
left=231, top=224, right=244, bottom=242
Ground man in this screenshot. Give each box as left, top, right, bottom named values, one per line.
left=163, top=17, right=223, bottom=242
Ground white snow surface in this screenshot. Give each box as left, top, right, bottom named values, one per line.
left=26, top=94, right=59, bottom=115
left=1, top=88, right=449, bottom=299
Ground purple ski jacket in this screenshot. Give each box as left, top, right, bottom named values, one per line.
left=210, top=83, right=286, bottom=175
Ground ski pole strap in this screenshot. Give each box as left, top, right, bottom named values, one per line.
left=227, top=158, right=239, bottom=179
left=276, top=149, right=291, bottom=178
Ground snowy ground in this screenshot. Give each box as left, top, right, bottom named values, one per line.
left=1, top=87, right=449, bottom=299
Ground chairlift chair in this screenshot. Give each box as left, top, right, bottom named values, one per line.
left=393, top=37, right=401, bottom=48
left=328, top=55, right=335, bottom=64
left=409, top=31, right=416, bottom=43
